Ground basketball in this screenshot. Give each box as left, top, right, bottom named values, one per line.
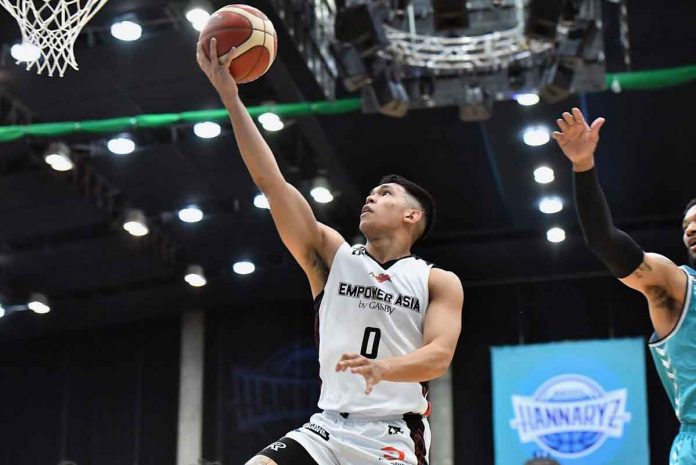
left=199, top=4, right=277, bottom=84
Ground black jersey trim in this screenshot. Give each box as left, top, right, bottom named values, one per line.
left=363, top=248, right=414, bottom=270
left=404, top=415, right=429, bottom=465
left=313, top=291, right=324, bottom=348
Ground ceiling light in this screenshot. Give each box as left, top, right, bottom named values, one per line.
left=184, top=264, right=207, bottom=287
left=193, top=121, right=221, bottom=139
left=0, top=304, right=5, bottom=318
left=186, top=7, right=210, bottom=31
left=311, top=187, right=333, bottom=203
left=253, top=193, right=270, bottom=209
left=111, top=19, right=143, bottom=41
left=514, top=93, right=540, bottom=106
left=123, top=209, right=149, bottom=237
left=534, top=166, right=555, bottom=184
left=523, top=126, right=550, bottom=146
left=178, top=206, right=204, bottom=223
left=45, top=154, right=74, bottom=171
left=107, top=135, right=136, bottom=155
left=233, top=261, right=255, bottom=275
left=44, top=142, right=73, bottom=172
left=546, top=227, right=566, bottom=243
left=310, top=177, right=334, bottom=204
left=191, top=19, right=208, bottom=31
left=10, top=42, right=40, bottom=62
left=539, top=197, right=563, bottom=214
left=258, top=112, right=284, bottom=132
left=262, top=119, right=284, bottom=131
left=28, top=293, right=50, bottom=314
left=258, top=112, right=280, bottom=126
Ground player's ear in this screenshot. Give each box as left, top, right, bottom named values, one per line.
left=405, top=209, right=423, bottom=224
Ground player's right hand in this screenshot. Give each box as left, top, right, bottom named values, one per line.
left=196, top=38, right=239, bottom=102
left=552, top=107, right=605, bottom=172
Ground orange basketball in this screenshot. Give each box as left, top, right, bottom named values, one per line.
left=199, top=4, right=277, bottom=84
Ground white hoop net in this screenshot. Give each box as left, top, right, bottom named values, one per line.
left=0, top=0, right=110, bottom=77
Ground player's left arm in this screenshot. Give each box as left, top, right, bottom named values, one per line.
left=336, top=268, right=463, bottom=394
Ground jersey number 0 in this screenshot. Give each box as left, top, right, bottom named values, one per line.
left=360, top=327, right=381, bottom=359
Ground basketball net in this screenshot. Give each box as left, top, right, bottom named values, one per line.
left=0, top=0, right=110, bottom=77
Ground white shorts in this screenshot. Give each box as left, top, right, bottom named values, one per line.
left=285, top=411, right=431, bottom=465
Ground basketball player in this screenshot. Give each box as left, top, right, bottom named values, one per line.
left=197, top=40, right=463, bottom=465
left=553, top=107, right=696, bottom=465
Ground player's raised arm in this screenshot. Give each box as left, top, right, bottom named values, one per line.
left=553, top=107, right=687, bottom=337
left=196, top=39, right=343, bottom=293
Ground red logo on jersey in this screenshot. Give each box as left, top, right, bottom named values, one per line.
left=370, top=272, right=392, bottom=283
left=381, top=447, right=406, bottom=461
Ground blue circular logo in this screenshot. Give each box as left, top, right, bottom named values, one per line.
left=533, top=375, right=607, bottom=458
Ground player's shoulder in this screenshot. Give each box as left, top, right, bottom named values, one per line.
left=429, top=266, right=460, bottom=280
left=428, top=267, right=463, bottom=290
left=681, top=264, right=696, bottom=277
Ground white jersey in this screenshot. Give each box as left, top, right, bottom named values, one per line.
left=316, top=243, right=433, bottom=417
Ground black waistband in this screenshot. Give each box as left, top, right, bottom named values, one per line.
left=329, top=410, right=423, bottom=421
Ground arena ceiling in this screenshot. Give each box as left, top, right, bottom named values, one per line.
left=0, top=0, right=694, bottom=338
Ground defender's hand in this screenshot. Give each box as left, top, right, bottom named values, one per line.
left=196, top=38, right=239, bottom=102
left=336, top=353, right=388, bottom=395
left=552, top=107, right=605, bottom=172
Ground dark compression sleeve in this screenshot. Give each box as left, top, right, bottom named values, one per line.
left=574, top=167, right=644, bottom=278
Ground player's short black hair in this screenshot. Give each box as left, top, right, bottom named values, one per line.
left=379, top=174, right=436, bottom=240
left=685, top=198, right=696, bottom=217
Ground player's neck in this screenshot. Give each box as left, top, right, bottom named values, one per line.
left=364, top=236, right=412, bottom=264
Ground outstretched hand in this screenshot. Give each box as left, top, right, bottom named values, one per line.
left=196, top=38, right=239, bottom=102
left=552, top=107, right=605, bottom=171
left=336, top=353, right=387, bottom=395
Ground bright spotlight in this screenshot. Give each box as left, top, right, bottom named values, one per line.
left=514, top=93, right=540, bottom=106
left=44, top=142, right=73, bottom=172
left=186, top=8, right=210, bottom=31
left=258, top=112, right=284, bottom=132
left=193, top=122, right=221, bottom=139
left=310, top=187, right=334, bottom=204
left=253, top=193, right=270, bottom=209
left=123, top=209, right=149, bottom=237
left=523, top=126, right=550, bottom=146
left=107, top=135, right=136, bottom=155
left=310, top=177, right=334, bottom=204
left=111, top=20, right=143, bottom=41
left=178, top=206, right=204, bottom=223
left=10, top=42, right=40, bottom=62
left=534, top=166, right=555, bottom=184
left=539, top=197, right=563, bottom=214
left=233, top=261, right=255, bottom=275
left=546, top=227, right=566, bottom=243
left=184, top=265, right=207, bottom=287
left=28, top=293, right=50, bottom=314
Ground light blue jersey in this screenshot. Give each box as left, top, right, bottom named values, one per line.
left=649, top=265, right=696, bottom=465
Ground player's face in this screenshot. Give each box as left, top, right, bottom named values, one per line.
left=682, top=205, right=696, bottom=266
left=359, top=183, right=413, bottom=237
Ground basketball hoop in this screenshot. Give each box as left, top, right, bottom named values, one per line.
left=0, top=0, right=110, bottom=77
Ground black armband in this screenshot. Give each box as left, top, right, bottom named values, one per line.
left=574, top=167, right=644, bottom=278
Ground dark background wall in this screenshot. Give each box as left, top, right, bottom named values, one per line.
left=202, top=300, right=319, bottom=462
left=0, top=316, right=180, bottom=465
